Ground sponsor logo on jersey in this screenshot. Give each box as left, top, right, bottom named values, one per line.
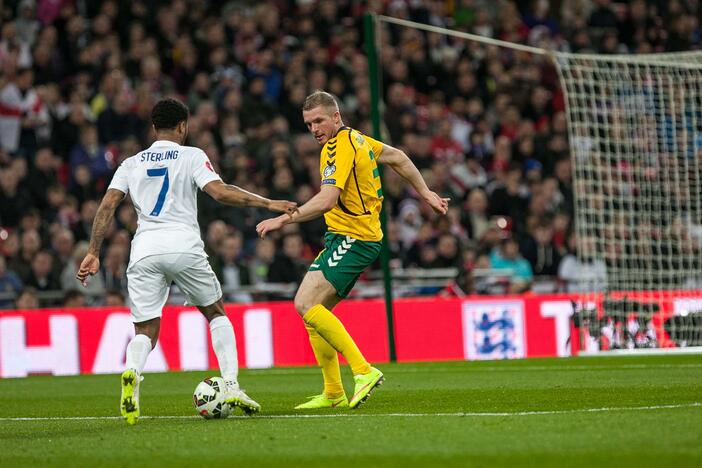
left=205, top=161, right=214, bottom=172
left=321, top=178, right=336, bottom=185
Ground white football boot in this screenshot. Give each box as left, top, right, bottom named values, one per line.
left=223, top=381, right=261, bottom=415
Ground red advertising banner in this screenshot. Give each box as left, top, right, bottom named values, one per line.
left=1, top=291, right=700, bottom=377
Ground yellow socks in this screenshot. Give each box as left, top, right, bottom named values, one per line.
left=303, top=304, right=371, bottom=376
left=305, top=325, right=344, bottom=399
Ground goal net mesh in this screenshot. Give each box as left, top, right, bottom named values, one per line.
left=557, top=52, right=702, bottom=352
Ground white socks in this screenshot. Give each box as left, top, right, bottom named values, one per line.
left=209, top=315, right=239, bottom=389
left=125, top=334, right=152, bottom=374
left=124, top=318, right=240, bottom=388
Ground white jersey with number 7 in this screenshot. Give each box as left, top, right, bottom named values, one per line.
left=107, top=140, right=221, bottom=268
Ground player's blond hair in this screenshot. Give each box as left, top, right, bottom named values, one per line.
left=302, top=90, right=339, bottom=114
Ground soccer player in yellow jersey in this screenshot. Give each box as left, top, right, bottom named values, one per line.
left=256, top=91, right=449, bottom=409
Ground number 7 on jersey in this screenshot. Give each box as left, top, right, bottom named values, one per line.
left=147, top=167, right=169, bottom=216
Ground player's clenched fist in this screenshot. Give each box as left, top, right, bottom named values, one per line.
left=267, top=200, right=298, bottom=215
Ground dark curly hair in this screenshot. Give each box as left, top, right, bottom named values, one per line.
left=151, top=98, right=189, bottom=130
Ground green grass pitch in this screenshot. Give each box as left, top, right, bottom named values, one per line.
left=1, top=355, right=700, bottom=467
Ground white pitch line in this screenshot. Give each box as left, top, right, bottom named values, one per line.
left=1, top=403, right=700, bottom=422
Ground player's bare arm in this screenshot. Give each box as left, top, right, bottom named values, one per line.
left=76, top=188, right=126, bottom=286
left=256, top=185, right=341, bottom=238
left=203, top=179, right=297, bottom=214
left=376, top=144, right=450, bottom=215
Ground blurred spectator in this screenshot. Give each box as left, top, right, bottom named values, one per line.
left=0, top=254, right=22, bottom=308
left=267, top=233, right=307, bottom=285
left=449, top=156, right=488, bottom=199
left=383, top=219, right=407, bottom=268
left=138, top=55, right=173, bottom=101
left=27, top=146, right=58, bottom=210
left=521, top=221, right=561, bottom=276
left=105, top=288, right=126, bottom=306
left=490, top=237, right=533, bottom=293
left=69, top=164, right=100, bottom=206
left=269, top=166, right=296, bottom=201
left=551, top=211, right=570, bottom=254
left=101, top=244, right=127, bottom=290
left=43, top=183, right=67, bottom=224
left=558, top=232, right=608, bottom=292
left=62, top=289, right=86, bottom=307
left=417, top=241, right=440, bottom=269
left=472, top=252, right=506, bottom=295
left=398, top=200, right=424, bottom=249
left=406, top=223, right=436, bottom=267
left=52, top=95, right=93, bottom=160
left=15, top=0, right=40, bottom=46
left=435, top=233, right=462, bottom=269
left=553, top=157, right=574, bottom=213
left=0, top=67, right=46, bottom=154
left=461, top=188, right=490, bottom=242
left=27, top=250, right=61, bottom=294
left=205, top=219, right=228, bottom=258
left=50, top=227, right=74, bottom=275
left=213, top=232, right=252, bottom=303
left=588, top=0, right=618, bottom=30
left=15, top=287, right=39, bottom=309
left=246, top=238, right=272, bottom=286
left=430, top=119, right=463, bottom=164
left=0, top=165, right=33, bottom=226
left=10, top=228, right=41, bottom=282
left=69, top=124, right=114, bottom=185
left=489, top=163, right=530, bottom=232
left=1, top=229, right=20, bottom=261
left=74, top=200, right=98, bottom=242
left=96, top=91, right=143, bottom=145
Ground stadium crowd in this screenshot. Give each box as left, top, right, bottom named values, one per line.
left=0, top=0, right=700, bottom=308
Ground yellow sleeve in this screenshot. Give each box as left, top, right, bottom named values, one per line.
left=365, top=135, right=384, bottom=159
left=321, top=130, right=355, bottom=190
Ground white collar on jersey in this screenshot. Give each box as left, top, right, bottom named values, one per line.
left=149, top=140, right=180, bottom=148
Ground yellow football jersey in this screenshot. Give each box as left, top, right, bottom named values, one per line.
left=319, top=127, right=384, bottom=241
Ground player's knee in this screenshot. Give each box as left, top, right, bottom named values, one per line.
left=135, top=323, right=159, bottom=348
left=198, top=299, right=225, bottom=322
left=293, top=295, right=309, bottom=317
left=201, top=308, right=224, bottom=322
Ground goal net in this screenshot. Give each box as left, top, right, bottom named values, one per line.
left=372, top=15, right=702, bottom=355
left=557, top=51, right=702, bottom=353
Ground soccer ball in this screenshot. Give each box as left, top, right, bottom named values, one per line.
left=193, top=377, right=231, bottom=419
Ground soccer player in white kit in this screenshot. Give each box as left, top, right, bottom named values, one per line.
left=76, top=98, right=297, bottom=425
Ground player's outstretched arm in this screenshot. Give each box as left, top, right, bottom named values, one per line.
left=256, top=185, right=341, bottom=239
left=76, top=188, right=125, bottom=286
left=376, top=144, right=450, bottom=215
left=203, top=180, right=297, bottom=214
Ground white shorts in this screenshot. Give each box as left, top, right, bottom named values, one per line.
left=127, top=253, right=222, bottom=323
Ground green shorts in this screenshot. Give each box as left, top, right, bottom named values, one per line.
left=309, top=233, right=382, bottom=298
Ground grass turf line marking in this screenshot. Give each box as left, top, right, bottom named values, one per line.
left=2, top=402, right=700, bottom=422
